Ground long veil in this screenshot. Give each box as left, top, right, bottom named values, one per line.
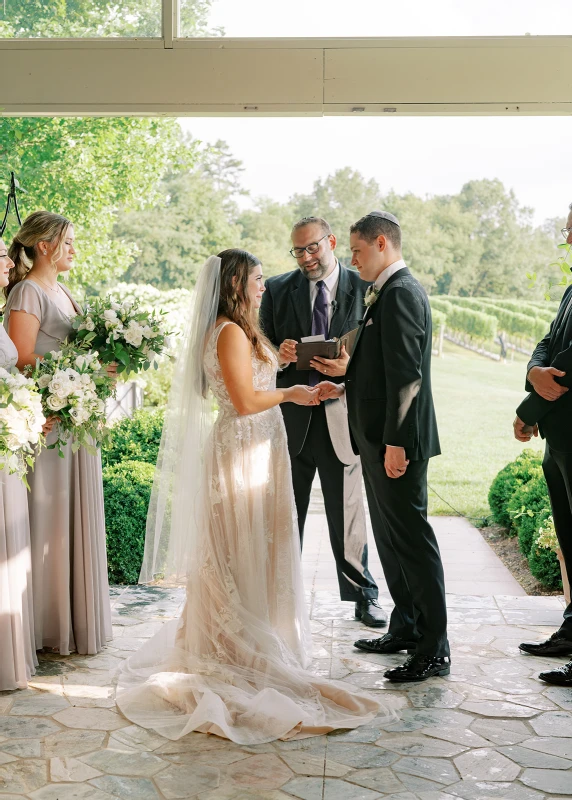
left=139, top=255, right=221, bottom=585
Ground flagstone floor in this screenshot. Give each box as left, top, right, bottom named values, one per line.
left=1, top=511, right=571, bottom=800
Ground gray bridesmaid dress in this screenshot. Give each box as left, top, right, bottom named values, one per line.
left=0, top=325, right=37, bottom=689
left=4, top=280, right=112, bottom=656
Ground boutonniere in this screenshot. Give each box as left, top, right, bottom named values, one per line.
left=364, top=285, right=381, bottom=308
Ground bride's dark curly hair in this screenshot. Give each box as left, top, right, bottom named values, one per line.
left=217, top=248, right=274, bottom=365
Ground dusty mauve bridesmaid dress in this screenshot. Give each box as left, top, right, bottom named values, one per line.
left=0, top=325, right=37, bottom=690
left=4, top=280, right=112, bottom=656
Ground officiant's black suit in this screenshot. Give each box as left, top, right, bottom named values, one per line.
left=260, top=265, right=379, bottom=603
left=516, top=284, right=572, bottom=639
left=345, top=267, right=450, bottom=657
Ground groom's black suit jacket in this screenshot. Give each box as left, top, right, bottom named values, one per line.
left=345, top=267, right=441, bottom=464
left=260, top=265, right=367, bottom=457
left=517, top=284, right=572, bottom=451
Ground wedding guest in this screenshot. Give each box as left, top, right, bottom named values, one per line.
left=5, top=211, right=112, bottom=656
left=514, top=202, right=572, bottom=687
left=260, top=217, right=385, bottom=628
left=0, top=237, right=37, bottom=690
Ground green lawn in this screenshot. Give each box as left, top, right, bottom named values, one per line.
left=427, top=341, right=543, bottom=520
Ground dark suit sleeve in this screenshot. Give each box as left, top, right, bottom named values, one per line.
left=525, top=286, right=572, bottom=391
left=259, top=282, right=277, bottom=346
left=380, top=286, right=425, bottom=448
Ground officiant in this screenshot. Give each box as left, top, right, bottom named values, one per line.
left=260, top=217, right=385, bottom=627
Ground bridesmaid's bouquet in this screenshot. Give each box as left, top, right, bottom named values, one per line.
left=28, top=347, right=114, bottom=456
left=69, top=296, right=172, bottom=375
left=0, top=368, right=46, bottom=485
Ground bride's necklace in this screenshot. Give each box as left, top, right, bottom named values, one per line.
left=33, top=274, right=61, bottom=295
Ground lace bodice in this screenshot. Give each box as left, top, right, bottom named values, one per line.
left=203, top=322, right=278, bottom=414
left=0, top=326, right=18, bottom=369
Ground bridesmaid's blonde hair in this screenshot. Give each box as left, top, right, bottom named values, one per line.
left=217, top=248, right=273, bottom=365
left=6, top=210, right=72, bottom=298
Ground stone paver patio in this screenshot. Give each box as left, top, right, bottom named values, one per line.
left=1, top=508, right=570, bottom=800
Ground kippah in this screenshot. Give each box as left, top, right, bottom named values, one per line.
left=366, top=210, right=400, bottom=227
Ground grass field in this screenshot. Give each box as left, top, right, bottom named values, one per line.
left=427, top=341, right=543, bottom=520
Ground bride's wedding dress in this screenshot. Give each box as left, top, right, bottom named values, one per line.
left=116, top=321, right=395, bottom=744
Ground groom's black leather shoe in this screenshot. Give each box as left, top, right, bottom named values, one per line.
left=354, top=633, right=416, bottom=654
left=519, top=631, right=572, bottom=657
left=355, top=600, right=387, bottom=627
left=384, top=654, right=451, bottom=682
left=538, top=659, right=572, bottom=686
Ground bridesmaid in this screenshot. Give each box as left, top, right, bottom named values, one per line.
left=4, top=211, right=112, bottom=656
left=0, top=237, right=37, bottom=690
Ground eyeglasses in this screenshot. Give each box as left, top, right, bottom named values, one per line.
left=289, top=234, right=329, bottom=259
left=562, top=227, right=572, bottom=240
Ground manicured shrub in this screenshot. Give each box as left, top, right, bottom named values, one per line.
left=507, top=474, right=550, bottom=556
left=528, top=543, right=562, bottom=590
left=102, top=408, right=164, bottom=469
left=103, top=459, right=155, bottom=584
left=488, top=449, right=543, bottom=529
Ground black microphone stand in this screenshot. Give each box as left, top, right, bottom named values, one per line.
left=0, top=172, right=26, bottom=237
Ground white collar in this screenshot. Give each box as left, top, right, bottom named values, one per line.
left=373, top=259, right=407, bottom=291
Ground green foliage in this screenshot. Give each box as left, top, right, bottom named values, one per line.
left=488, top=449, right=543, bottom=529
left=103, top=459, right=155, bottom=584
left=0, top=0, right=214, bottom=38
left=507, top=477, right=551, bottom=556
left=102, top=409, right=164, bottom=469
left=445, top=305, right=498, bottom=342
left=528, top=541, right=563, bottom=590
left=0, top=118, right=194, bottom=289
left=238, top=199, right=295, bottom=278
left=114, top=151, right=241, bottom=289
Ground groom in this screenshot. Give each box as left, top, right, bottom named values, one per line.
left=319, top=211, right=450, bottom=682
left=260, top=216, right=385, bottom=628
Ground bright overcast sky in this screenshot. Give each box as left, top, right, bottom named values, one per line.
left=180, top=1, right=571, bottom=225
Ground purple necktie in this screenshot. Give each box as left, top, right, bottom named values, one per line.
left=309, top=280, right=328, bottom=386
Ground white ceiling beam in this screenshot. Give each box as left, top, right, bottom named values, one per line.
left=0, top=36, right=571, bottom=116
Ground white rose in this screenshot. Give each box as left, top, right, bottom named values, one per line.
left=46, top=394, right=67, bottom=411
left=74, top=355, right=88, bottom=370
left=110, top=302, right=121, bottom=312
left=85, top=318, right=95, bottom=331
left=38, top=374, right=51, bottom=389
left=103, top=309, right=118, bottom=322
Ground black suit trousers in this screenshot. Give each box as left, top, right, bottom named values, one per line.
left=541, top=446, right=572, bottom=637
left=290, top=404, right=378, bottom=602
left=361, top=457, right=450, bottom=657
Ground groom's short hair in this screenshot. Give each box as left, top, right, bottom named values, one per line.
left=291, top=216, right=332, bottom=237
left=350, top=211, right=402, bottom=250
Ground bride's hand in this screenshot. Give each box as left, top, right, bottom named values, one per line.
left=42, top=415, right=58, bottom=435
left=286, top=385, right=321, bottom=406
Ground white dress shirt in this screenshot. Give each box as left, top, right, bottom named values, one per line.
left=310, top=260, right=340, bottom=329
left=373, top=258, right=407, bottom=292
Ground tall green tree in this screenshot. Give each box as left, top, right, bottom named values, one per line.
left=0, top=0, right=214, bottom=38
left=114, top=161, right=242, bottom=289
left=238, top=199, right=295, bottom=277
left=0, top=117, right=193, bottom=289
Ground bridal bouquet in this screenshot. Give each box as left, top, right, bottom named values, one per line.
left=0, top=368, right=46, bottom=485
left=27, top=347, right=114, bottom=456
left=69, top=296, right=172, bottom=375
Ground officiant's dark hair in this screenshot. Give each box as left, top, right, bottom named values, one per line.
left=350, top=214, right=402, bottom=250
left=216, top=248, right=274, bottom=365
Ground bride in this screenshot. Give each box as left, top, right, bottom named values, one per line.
left=116, top=249, right=396, bottom=744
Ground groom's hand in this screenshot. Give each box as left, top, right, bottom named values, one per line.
left=385, top=445, right=409, bottom=479
left=527, top=366, right=568, bottom=401
left=310, top=346, right=349, bottom=378
left=316, top=381, right=345, bottom=401
left=513, top=416, right=539, bottom=442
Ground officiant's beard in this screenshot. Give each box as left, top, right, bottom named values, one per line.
left=299, top=256, right=331, bottom=282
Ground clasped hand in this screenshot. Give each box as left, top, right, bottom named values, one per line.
left=528, top=365, right=568, bottom=401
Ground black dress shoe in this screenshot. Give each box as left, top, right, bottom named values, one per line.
left=384, top=653, right=451, bottom=682
left=519, top=631, right=572, bottom=657
left=355, top=599, right=388, bottom=627
left=354, top=633, right=417, bottom=654
left=538, top=659, right=572, bottom=686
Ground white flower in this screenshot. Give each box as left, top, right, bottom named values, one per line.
left=85, top=319, right=96, bottom=332
left=38, top=374, right=52, bottom=389
left=364, top=285, right=381, bottom=308
left=46, top=394, right=67, bottom=411
left=103, top=309, right=118, bottom=322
